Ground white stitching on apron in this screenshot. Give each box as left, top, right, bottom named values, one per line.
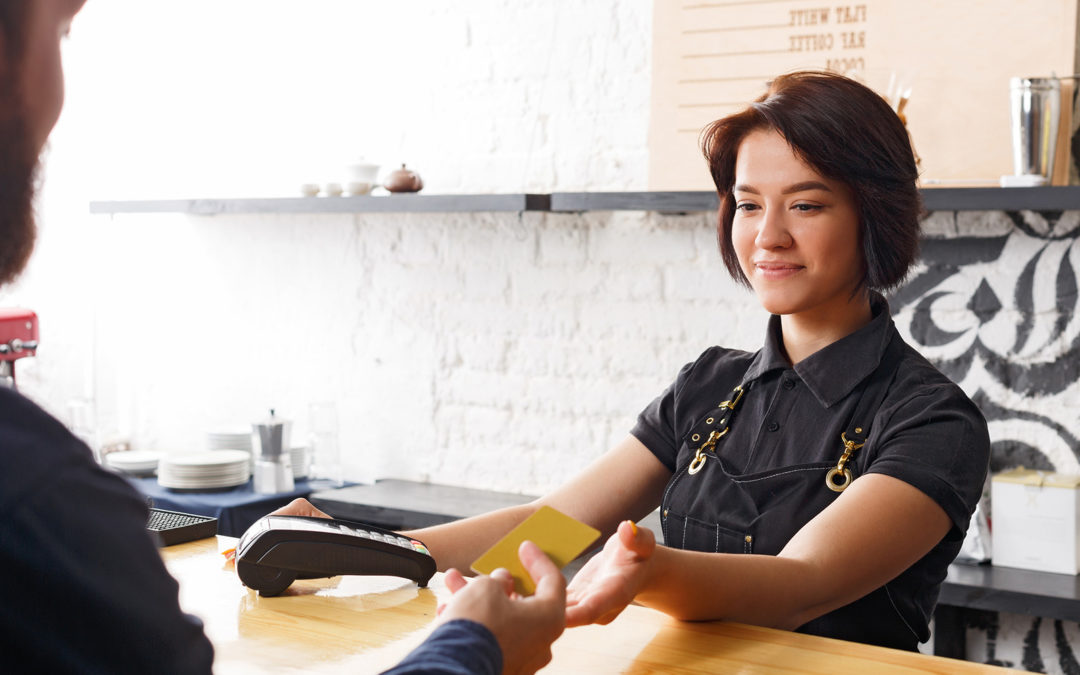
left=661, top=463, right=691, bottom=546
left=662, top=463, right=690, bottom=506
left=732, top=465, right=830, bottom=484
left=883, top=582, right=922, bottom=641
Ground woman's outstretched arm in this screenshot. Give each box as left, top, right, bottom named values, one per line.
left=403, top=436, right=671, bottom=573
left=565, top=472, right=951, bottom=629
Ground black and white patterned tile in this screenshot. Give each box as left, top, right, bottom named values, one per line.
left=896, top=209, right=1080, bottom=672
left=894, top=209, right=1080, bottom=475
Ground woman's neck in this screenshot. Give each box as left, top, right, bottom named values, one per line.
left=779, top=292, right=874, bottom=365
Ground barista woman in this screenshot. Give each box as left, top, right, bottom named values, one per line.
left=284, top=71, right=990, bottom=651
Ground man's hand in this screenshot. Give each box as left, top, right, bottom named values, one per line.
left=438, top=541, right=566, bottom=675
left=269, top=498, right=332, bottom=519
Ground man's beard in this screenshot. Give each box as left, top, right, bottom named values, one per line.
left=0, top=102, right=38, bottom=288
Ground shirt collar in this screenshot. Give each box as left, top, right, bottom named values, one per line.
left=742, top=292, right=895, bottom=408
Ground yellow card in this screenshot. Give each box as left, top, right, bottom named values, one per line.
left=470, top=506, right=600, bottom=596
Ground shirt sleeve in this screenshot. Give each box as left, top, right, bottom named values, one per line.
left=631, top=347, right=731, bottom=473
left=864, top=381, right=991, bottom=537
left=1, top=452, right=215, bottom=673
left=631, top=391, right=677, bottom=473
left=381, top=619, right=502, bottom=675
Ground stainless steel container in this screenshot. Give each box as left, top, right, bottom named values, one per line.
left=1010, top=77, right=1061, bottom=181
left=252, top=410, right=294, bottom=494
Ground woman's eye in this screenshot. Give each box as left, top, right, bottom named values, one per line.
left=735, top=202, right=759, bottom=213
left=792, top=203, right=823, bottom=212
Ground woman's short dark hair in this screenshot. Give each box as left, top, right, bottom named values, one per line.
left=701, top=70, right=922, bottom=292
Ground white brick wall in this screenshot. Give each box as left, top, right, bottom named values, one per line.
left=2, top=0, right=662, bottom=485
left=53, top=209, right=755, bottom=494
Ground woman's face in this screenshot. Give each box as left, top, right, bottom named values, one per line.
left=731, top=127, right=864, bottom=319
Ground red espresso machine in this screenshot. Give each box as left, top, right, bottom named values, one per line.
left=0, top=308, right=38, bottom=389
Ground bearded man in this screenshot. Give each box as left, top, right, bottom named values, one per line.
left=0, top=3, right=565, bottom=673
left=0, top=2, right=217, bottom=671
left=0, top=0, right=40, bottom=287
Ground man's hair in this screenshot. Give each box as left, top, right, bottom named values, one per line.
left=701, top=71, right=922, bottom=292
left=0, top=0, right=40, bottom=288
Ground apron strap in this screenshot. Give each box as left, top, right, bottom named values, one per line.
left=685, top=383, right=748, bottom=475
left=826, top=335, right=907, bottom=492
left=682, top=330, right=906, bottom=484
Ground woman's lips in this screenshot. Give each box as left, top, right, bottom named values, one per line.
left=753, top=261, right=804, bottom=280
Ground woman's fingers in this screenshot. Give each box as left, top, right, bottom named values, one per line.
left=268, top=498, right=331, bottom=519
left=565, top=594, right=617, bottom=627
left=617, top=520, right=655, bottom=558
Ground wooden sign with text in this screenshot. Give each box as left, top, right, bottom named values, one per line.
left=650, top=0, right=1079, bottom=190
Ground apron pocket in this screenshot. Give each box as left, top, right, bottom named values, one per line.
left=663, top=511, right=750, bottom=554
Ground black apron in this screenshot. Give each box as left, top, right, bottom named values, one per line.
left=658, top=336, right=923, bottom=650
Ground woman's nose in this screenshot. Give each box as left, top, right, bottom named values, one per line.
left=751, top=208, right=794, bottom=250
left=754, top=208, right=792, bottom=250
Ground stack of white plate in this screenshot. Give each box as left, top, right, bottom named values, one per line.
left=105, top=450, right=164, bottom=477
left=206, top=429, right=252, bottom=452
left=290, top=446, right=310, bottom=480
left=158, top=450, right=251, bottom=491
left=206, top=430, right=254, bottom=473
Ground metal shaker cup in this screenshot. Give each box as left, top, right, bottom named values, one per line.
left=252, top=409, right=294, bottom=494
left=1010, top=77, right=1061, bottom=183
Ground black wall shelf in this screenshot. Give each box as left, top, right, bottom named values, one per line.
left=89, top=187, right=1080, bottom=216
left=919, top=186, right=1080, bottom=212
left=549, top=191, right=718, bottom=212
left=89, top=193, right=551, bottom=216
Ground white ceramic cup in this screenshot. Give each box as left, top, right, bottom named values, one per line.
left=345, top=181, right=374, bottom=196
left=348, top=162, right=380, bottom=184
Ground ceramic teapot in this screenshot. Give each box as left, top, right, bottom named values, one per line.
left=384, top=164, right=424, bottom=193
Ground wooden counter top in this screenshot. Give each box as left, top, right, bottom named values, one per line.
left=163, top=536, right=1019, bottom=673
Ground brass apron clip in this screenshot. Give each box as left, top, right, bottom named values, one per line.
left=688, top=385, right=744, bottom=476
left=825, top=429, right=865, bottom=493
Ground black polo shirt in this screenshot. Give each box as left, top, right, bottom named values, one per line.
left=631, top=292, right=990, bottom=646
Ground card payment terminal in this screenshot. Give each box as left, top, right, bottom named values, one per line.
left=236, top=515, right=436, bottom=596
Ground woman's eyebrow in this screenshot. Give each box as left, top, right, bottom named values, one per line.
left=733, top=181, right=832, bottom=195
left=782, top=180, right=832, bottom=194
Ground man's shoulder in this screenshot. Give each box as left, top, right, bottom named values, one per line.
left=0, top=387, right=94, bottom=506
left=0, top=386, right=78, bottom=442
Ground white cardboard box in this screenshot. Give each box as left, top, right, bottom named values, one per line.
left=992, top=468, right=1080, bottom=575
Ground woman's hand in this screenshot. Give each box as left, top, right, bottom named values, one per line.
left=438, top=541, right=566, bottom=675
left=565, top=520, right=656, bottom=627
left=269, top=498, right=332, bottom=519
